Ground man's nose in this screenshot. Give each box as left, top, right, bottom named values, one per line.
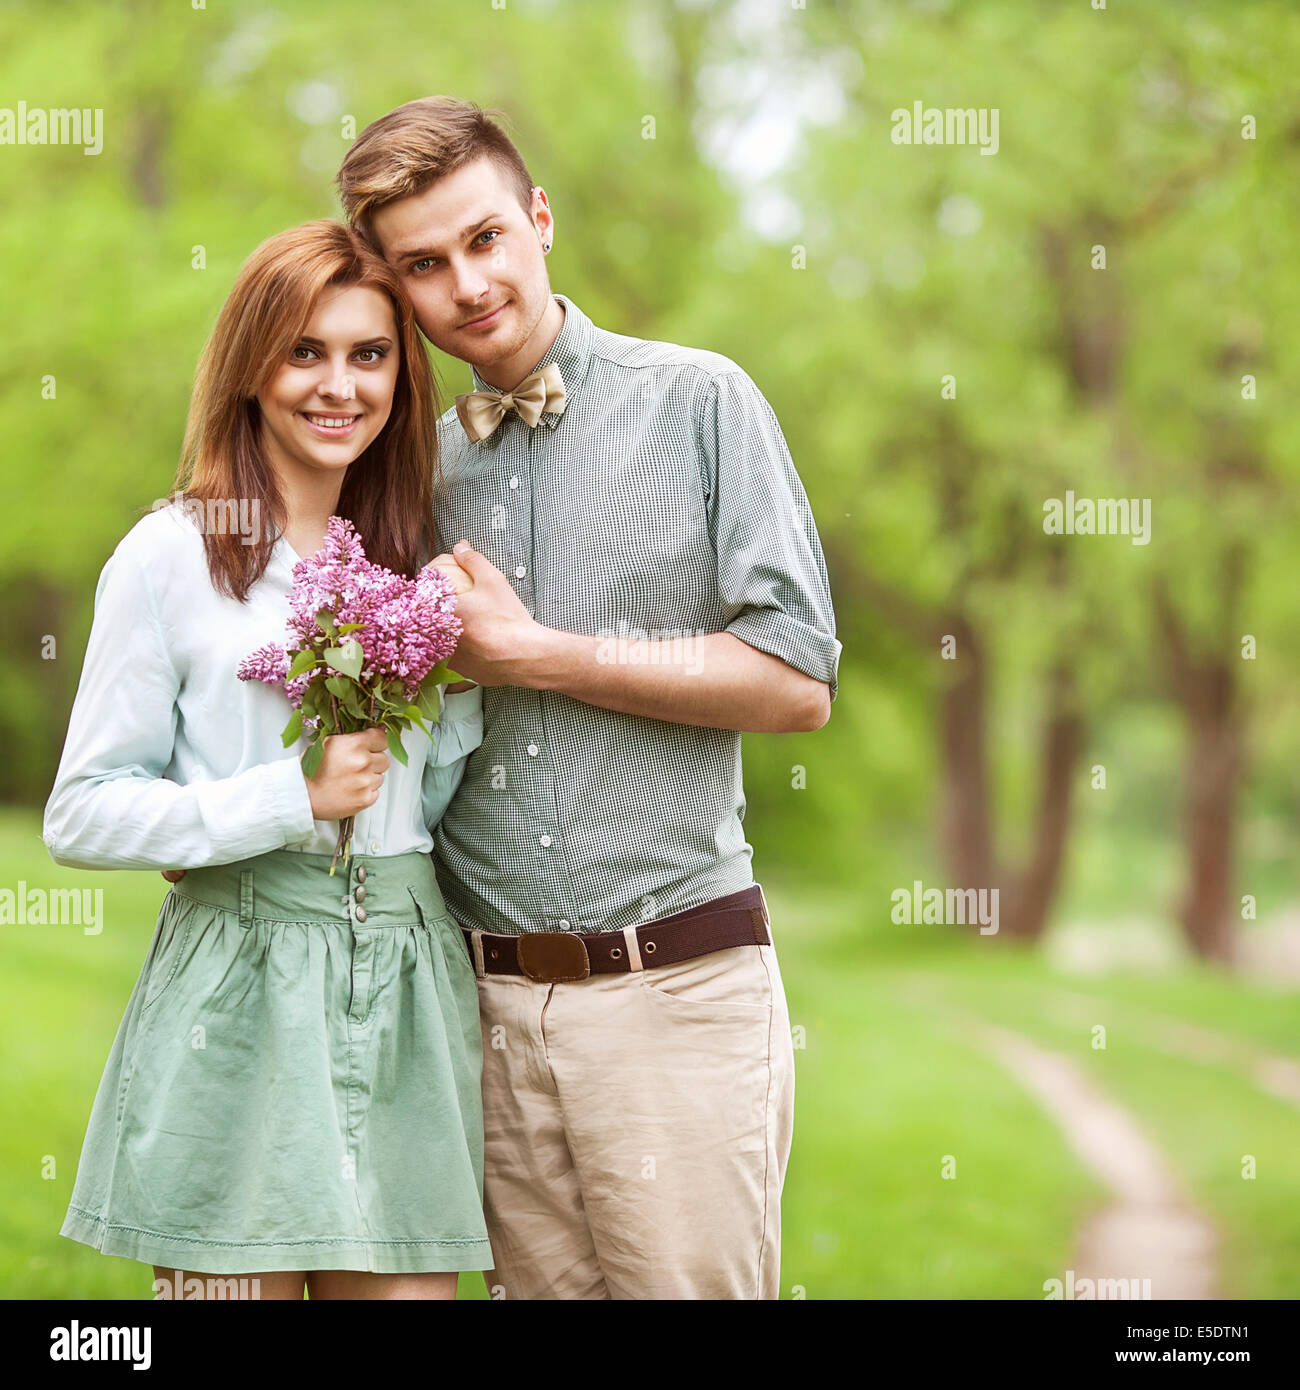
left=450, top=259, right=490, bottom=304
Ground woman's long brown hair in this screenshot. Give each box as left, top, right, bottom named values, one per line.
left=169, top=220, right=440, bottom=600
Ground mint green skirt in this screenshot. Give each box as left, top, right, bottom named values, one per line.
left=60, top=849, right=493, bottom=1275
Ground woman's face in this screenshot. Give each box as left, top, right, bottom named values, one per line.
left=256, top=284, right=400, bottom=481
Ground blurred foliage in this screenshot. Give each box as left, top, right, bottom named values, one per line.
left=0, top=0, right=1297, bottom=925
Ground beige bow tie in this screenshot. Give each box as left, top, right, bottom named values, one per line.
left=455, top=362, right=567, bottom=443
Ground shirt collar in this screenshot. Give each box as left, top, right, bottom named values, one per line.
left=466, top=293, right=593, bottom=429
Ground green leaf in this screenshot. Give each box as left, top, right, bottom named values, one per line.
left=300, top=740, right=324, bottom=780
left=386, top=723, right=409, bottom=767
left=414, top=682, right=442, bottom=724
left=287, top=648, right=318, bottom=680
left=315, top=608, right=337, bottom=637
left=335, top=622, right=364, bottom=634
left=324, top=674, right=352, bottom=701
left=324, top=639, right=363, bottom=681
left=425, top=659, right=464, bottom=686
left=340, top=684, right=368, bottom=721
left=280, top=709, right=304, bottom=747
left=403, top=704, right=431, bottom=737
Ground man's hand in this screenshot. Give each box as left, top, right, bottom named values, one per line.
left=425, top=541, right=829, bottom=729
left=435, top=540, right=547, bottom=687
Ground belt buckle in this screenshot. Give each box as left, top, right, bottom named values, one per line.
left=516, top=931, right=590, bottom=983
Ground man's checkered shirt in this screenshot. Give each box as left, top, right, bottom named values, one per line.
left=431, top=293, right=841, bottom=936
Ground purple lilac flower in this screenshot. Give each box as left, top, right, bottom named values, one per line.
left=237, top=642, right=289, bottom=685
left=238, top=516, right=462, bottom=709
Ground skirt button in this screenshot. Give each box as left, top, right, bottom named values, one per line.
left=355, top=906, right=368, bottom=923
left=356, top=865, right=368, bottom=883
left=354, top=885, right=366, bottom=903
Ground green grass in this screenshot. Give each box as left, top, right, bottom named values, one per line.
left=2, top=809, right=1296, bottom=1299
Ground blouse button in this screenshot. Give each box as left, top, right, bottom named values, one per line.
left=369, top=840, right=380, bottom=853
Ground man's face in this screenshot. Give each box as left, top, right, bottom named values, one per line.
left=370, top=156, right=553, bottom=373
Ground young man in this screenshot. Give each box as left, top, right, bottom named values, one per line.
left=336, top=96, right=841, bottom=1300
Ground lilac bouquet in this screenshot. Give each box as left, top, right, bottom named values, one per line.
left=238, top=516, right=466, bottom=874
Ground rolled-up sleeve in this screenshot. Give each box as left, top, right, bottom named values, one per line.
left=42, top=539, right=317, bottom=871
left=702, top=369, right=842, bottom=700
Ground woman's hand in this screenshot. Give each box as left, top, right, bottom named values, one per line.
left=305, top=728, right=391, bottom=821
left=161, top=730, right=390, bottom=884
left=425, top=555, right=475, bottom=596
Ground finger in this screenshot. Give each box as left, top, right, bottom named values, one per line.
left=451, top=541, right=492, bottom=578
left=362, top=728, right=389, bottom=750
left=429, top=559, right=473, bottom=592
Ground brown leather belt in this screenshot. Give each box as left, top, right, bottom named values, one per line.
left=459, top=885, right=770, bottom=983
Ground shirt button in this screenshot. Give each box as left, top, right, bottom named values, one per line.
left=509, top=476, right=519, bottom=489
left=527, top=743, right=539, bottom=757
left=559, top=919, right=571, bottom=930
left=514, top=565, right=526, bottom=579
left=539, top=834, right=552, bottom=847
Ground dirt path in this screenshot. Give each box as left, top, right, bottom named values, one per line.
left=975, top=1021, right=1220, bottom=1299
left=1045, top=989, right=1300, bottom=1110
left=896, top=977, right=1220, bottom=1298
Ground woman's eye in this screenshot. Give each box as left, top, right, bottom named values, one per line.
left=354, top=348, right=385, bottom=364
left=290, top=345, right=316, bottom=361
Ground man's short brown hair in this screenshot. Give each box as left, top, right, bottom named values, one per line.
left=337, top=96, right=535, bottom=246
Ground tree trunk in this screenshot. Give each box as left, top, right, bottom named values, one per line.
left=1178, top=676, right=1241, bottom=965
left=1001, top=663, right=1084, bottom=942
left=937, top=613, right=996, bottom=900
left=1153, top=572, right=1243, bottom=966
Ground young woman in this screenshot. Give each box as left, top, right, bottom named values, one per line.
left=42, top=220, right=491, bottom=1300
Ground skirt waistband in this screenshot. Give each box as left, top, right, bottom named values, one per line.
left=171, top=848, right=449, bottom=929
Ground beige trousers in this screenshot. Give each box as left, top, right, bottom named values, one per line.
left=468, top=906, right=795, bottom=1300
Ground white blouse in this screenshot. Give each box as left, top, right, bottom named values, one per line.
left=43, top=504, right=484, bottom=871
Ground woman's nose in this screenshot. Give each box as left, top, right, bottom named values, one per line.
left=316, top=363, right=355, bottom=402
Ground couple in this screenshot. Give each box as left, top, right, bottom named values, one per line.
left=43, top=96, right=841, bottom=1301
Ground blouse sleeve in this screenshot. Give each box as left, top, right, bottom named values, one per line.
left=420, top=683, right=484, bottom=831
left=42, top=533, right=317, bottom=871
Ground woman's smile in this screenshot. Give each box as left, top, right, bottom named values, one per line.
left=299, top=410, right=363, bottom=439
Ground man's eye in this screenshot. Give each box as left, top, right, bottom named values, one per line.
left=477, top=230, right=499, bottom=246
left=411, top=258, right=436, bottom=274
